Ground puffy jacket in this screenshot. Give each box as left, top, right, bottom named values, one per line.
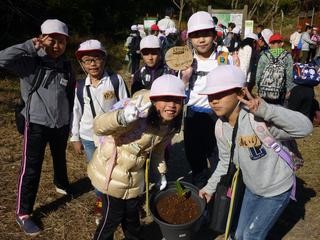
left=87, top=91, right=176, bottom=199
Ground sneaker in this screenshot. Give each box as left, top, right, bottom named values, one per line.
left=16, top=215, right=41, bottom=236
left=95, top=197, right=103, bottom=225
left=55, top=186, right=68, bottom=195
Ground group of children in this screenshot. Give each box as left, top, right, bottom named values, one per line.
left=0, top=11, right=314, bottom=240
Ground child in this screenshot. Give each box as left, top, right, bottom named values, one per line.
left=181, top=11, right=233, bottom=188
left=70, top=39, right=129, bottom=223
left=0, top=19, right=75, bottom=236
left=87, top=74, right=186, bottom=240
left=256, top=33, right=295, bottom=105
left=131, top=35, right=172, bottom=94
left=199, top=65, right=313, bottom=239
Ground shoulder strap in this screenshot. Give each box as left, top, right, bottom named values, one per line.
left=107, top=70, right=130, bottom=100
left=76, top=79, right=86, bottom=113
left=86, top=85, right=96, bottom=118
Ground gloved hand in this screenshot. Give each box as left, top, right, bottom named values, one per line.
left=158, top=174, right=167, bottom=191
left=122, top=95, right=151, bottom=125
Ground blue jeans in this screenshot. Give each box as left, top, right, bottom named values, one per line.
left=235, top=187, right=291, bottom=240
left=81, top=139, right=96, bottom=162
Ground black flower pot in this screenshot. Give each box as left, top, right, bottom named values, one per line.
left=150, top=181, right=206, bottom=240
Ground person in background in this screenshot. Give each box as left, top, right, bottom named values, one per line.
left=88, top=74, right=186, bottom=240
left=300, top=25, right=317, bottom=63
left=258, top=28, right=273, bottom=53
left=71, top=39, right=129, bottom=224
left=290, top=24, right=303, bottom=63
left=309, top=27, right=320, bottom=61
left=124, top=25, right=141, bottom=75
left=0, top=19, right=75, bottom=236
left=199, top=65, right=313, bottom=240
left=157, top=7, right=176, bottom=30
left=181, top=11, right=233, bottom=188
left=150, top=24, right=160, bottom=36
left=255, top=24, right=264, bottom=39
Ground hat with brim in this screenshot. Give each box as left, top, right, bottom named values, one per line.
left=199, top=65, right=246, bottom=95
left=41, top=19, right=69, bottom=37
left=150, top=74, right=186, bottom=99
left=75, top=39, right=107, bottom=59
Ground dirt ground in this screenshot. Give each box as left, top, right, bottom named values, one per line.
left=0, top=77, right=319, bottom=240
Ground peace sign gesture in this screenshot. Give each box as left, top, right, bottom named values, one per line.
left=32, top=35, right=49, bottom=50
left=122, top=95, right=152, bottom=124
left=237, top=88, right=262, bottom=113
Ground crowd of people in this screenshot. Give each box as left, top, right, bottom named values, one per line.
left=0, top=8, right=319, bottom=240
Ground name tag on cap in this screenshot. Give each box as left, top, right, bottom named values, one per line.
left=165, top=46, right=193, bottom=71
left=60, top=78, right=68, bottom=86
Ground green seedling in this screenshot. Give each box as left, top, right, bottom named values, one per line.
left=175, top=180, right=191, bottom=198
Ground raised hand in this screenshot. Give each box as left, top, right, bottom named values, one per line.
left=237, top=87, right=261, bottom=113
left=122, top=95, right=152, bottom=124
left=32, top=35, right=49, bottom=50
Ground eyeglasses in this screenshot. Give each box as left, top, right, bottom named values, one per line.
left=81, top=57, right=104, bottom=65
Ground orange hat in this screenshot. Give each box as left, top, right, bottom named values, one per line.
left=269, top=33, right=283, bottom=43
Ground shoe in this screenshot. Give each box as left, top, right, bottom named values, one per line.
left=95, top=197, right=103, bottom=225
left=55, top=186, right=68, bottom=195
left=16, top=215, right=41, bottom=236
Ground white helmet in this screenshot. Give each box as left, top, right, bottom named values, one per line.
left=140, top=35, right=161, bottom=50
left=150, top=74, right=186, bottom=99
left=261, top=28, right=273, bottom=44
left=187, top=11, right=214, bottom=34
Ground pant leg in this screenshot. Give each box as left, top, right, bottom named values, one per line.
left=122, top=197, right=141, bottom=240
left=300, top=51, right=309, bottom=63
left=16, top=123, right=47, bottom=215
left=94, top=195, right=125, bottom=240
left=48, top=125, right=70, bottom=189
left=235, top=187, right=291, bottom=240
left=81, top=139, right=97, bottom=162
left=184, top=109, right=217, bottom=188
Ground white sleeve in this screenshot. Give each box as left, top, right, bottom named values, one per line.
left=70, top=87, right=83, bottom=142
left=239, top=46, right=252, bottom=76
left=117, top=74, right=129, bottom=99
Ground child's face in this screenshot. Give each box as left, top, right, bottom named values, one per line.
left=42, top=33, right=67, bottom=59
left=80, top=52, right=105, bottom=79
left=269, top=41, right=283, bottom=49
left=141, top=48, right=161, bottom=68
left=208, top=88, right=241, bottom=118
left=189, top=29, right=215, bottom=57
left=153, top=96, right=183, bottom=123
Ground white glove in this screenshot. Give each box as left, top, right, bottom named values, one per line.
left=158, top=174, right=167, bottom=191
left=122, top=95, right=151, bottom=124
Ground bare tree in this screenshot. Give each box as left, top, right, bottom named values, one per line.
left=171, top=0, right=187, bottom=30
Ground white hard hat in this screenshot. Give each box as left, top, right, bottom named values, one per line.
left=165, top=27, right=177, bottom=36
left=140, top=35, right=161, bottom=50
left=199, top=65, right=246, bottom=95
left=131, top=25, right=138, bottom=31
left=41, top=19, right=69, bottom=37
left=244, top=32, right=258, bottom=40
left=187, top=11, right=214, bottom=34
left=150, top=74, right=186, bottom=99
left=75, top=39, right=107, bottom=59
left=261, top=28, right=273, bottom=44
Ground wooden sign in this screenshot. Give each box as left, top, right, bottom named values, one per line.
left=165, top=46, right=193, bottom=71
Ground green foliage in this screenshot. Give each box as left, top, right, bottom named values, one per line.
left=175, top=180, right=191, bottom=198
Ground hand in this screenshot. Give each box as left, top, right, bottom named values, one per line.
left=158, top=174, right=167, bottom=191
left=237, top=87, right=262, bottom=113
left=181, top=66, right=193, bottom=86
left=32, top=35, right=49, bottom=50
left=199, top=189, right=212, bottom=203
left=122, top=95, right=151, bottom=124
left=72, top=141, right=84, bottom=155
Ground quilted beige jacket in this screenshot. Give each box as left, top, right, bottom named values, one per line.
left=87, top=92, right=176, bottom=199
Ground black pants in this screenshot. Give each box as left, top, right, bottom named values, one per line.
left=16, top=123, right=70, bottom=215
left=288, top=85, right=315, bottom=120
left=94, top=195, right=141, bottom=240
left=184, top=108, right=218, bottom=188
left=131, top=53, right=140, bottom=75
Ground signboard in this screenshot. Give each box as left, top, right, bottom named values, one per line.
left=212, top=13, right=243, bottom=29
left=244, top=20, right=254, bottom=37
left=144, top=17, right=157, bottom=30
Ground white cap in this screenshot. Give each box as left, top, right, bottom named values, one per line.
left=200, top=65, right=246, bottom=95
left=75, top=39, right=107, bottom=59
left=261, top=28, right=273, bottom=44
left=165, top=27, right=177, bottom=36
left=187, top=11, right=214, bottom=34
left=158, top=22, right=167, bottom=31
left=131, top=25, right=138, bottom=31
left=140, top=35, right=161, bottom=50
left=232, top=26, right=241, bottom=34
left=41, top=19, right=68, bottom=36
left=150, top=74, right=186, bottom=99
left=244, top=32, right=258, bottom=40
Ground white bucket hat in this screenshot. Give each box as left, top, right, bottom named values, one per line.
left=41, top=19, right=69, bottom=37
left=199, top=65, right=246, bottom=95
left=244, top=32, right=258, bottom=40
left=150, top=74, right=186, bottom=99
left=140, top=35, right=161, bottom=50
left=75, top=39, right=107, bottom=59
left=261, top=28, right=273, bottom=44
left=187, top=11, right=214, bottom=34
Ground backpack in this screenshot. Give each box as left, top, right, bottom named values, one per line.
left=258, top=51, right=288, bottom=101
left=76, top=71, right=130, bottom=114
left=297, top=37, right=302, bottom=50
left=293, top=62, right=320, bottom=87
left=129, top=35, right=141, bottom=54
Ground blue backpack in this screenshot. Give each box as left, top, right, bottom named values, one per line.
left=293, top=62, right=320, bottom=87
